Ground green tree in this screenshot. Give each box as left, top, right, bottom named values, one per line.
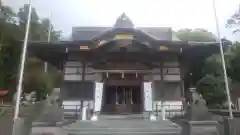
left=203, top=53, right=233, bottom=76
left=0, top=4, right=23, bottom=89
left=175, top=28, right=235, bottom=108
left=0, top=4, right=62, bottom=100
left=196, top=52, right=234, bottom=107
left=175, top=28, right=216, bottom=42
left=16, top=4, right=62, bottom=97
left=17, top=4, right=61, bottom=41
left=40, top=18, right=62, bottom=41
left=226, top=5, right=240, bottom=34
left=229, top=43, right=240, bottom=82
left=196, top=74, right=231, bottom=108
left=177, top=29, right=218, bottom=86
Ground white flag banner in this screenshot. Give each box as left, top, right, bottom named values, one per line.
left=143, top=82, right=153, bottom=111
left=93, top=82, right=104, bottom=112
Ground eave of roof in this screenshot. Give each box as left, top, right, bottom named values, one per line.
left=24, top=39, right=230, bottom=69
left=25, top=40, right=230, bottom=51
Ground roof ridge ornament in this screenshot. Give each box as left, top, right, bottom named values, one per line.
left=114, top=13, right=134, bottom=28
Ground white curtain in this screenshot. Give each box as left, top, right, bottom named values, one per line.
left=143, top=82, right=153, bottom=111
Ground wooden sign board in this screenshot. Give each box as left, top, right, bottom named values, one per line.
left=159, top=46, right=169, bottom=51
left=79, top=45, right=89, bottom=50
left=114, top=34, right=134, bottom=40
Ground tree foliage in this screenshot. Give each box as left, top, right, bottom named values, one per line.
left=0, top=3, right=62, bottom=100
left=17, top=5, right=61, bottom=41
left=226, top=5, right=240, bottom=34
left=177, top=28, right=240, bottom=108
left=196, top=74, right=231, bottom=108
left=175, top=28, right=216, bottom=42
left=176, top=7, right=240, bottom=108
left=229, top=43, right=240, bottom=82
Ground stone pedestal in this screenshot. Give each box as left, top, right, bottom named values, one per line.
left=12, top=118, right=25, bottom=135
left=181, top=120, right=219, bottom=135
left=187, top=87, right=211, bottom=121
left=222, top=118, right=240, bottom=135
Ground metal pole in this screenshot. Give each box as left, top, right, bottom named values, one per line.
left=44, top=13, right=52, bottom=72
left=212, top=0, right=233, bottom=119
left=47, top=13, right=52, bottom=42
left=0, top=0, right=4, bottom=53
left=0, top=34, right=3, bottom=53
left=13, top=0, right=32, bottom=120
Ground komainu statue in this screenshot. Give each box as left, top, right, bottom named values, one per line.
left=188, top=88, right=211, bottom=121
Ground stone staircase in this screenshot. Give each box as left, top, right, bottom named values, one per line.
left=63, top=115, right=181, bottom=135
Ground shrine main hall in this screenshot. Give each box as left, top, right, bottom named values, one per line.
left=27, top=13, right=229, bottom=120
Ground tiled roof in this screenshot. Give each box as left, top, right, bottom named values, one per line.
left=71, top=13, right=181, bottom=41
left=72, top=27, right=110, bottom=40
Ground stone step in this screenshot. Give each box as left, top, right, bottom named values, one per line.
left=64, top=127, right=180, bottom=132
left=65, top=127, right=180, bottom=135
left=98, top=114, right=145, bottom=120
left=69, top=120, right=179, bottom=129
left=63, top=119, right=181, bottom=135
left=67, top=131, right=180, bottom=135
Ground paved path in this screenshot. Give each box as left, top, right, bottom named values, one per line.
left=31, top=127, right=67, bottom=135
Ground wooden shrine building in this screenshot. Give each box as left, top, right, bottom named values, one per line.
left=27, top=13, right=230, bottom=120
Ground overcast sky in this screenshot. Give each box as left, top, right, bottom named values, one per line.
left=3, top=0, right=240, bottom=41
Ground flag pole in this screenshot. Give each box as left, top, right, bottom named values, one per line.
left=47, top=13, right=52, bottom=42
left=212, top=0, right=233, bottom=119
left=13, top=0, right=32, bottom=120
left=44, top=12, right=52, bottom=72
left=0, top=1, right=4, bottom=53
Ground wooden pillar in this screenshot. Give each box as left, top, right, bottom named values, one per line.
left=160, top=60, right=165, bottom=111
left=82, top=63, right=86, bottom=81
left=179, top=58, right=187, bottom=112
left=80, top=62, right=86, bottom=115
left=160, top=60, right=164, bottom=99
left=180, top=66, right=185, bottom=100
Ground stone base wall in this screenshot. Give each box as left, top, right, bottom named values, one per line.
left=0, top=101, right=47, bottom=135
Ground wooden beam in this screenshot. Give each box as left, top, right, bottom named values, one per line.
left=160, top=61, right=164, bottom=81
left=93, top=69, right=152, bottom=73
left=81, top=63, right=86, bottom=81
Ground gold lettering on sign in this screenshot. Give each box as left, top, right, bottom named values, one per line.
left=159, top=46, right=169, bottom=51
left=114, top=34, right=134, bottom=40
